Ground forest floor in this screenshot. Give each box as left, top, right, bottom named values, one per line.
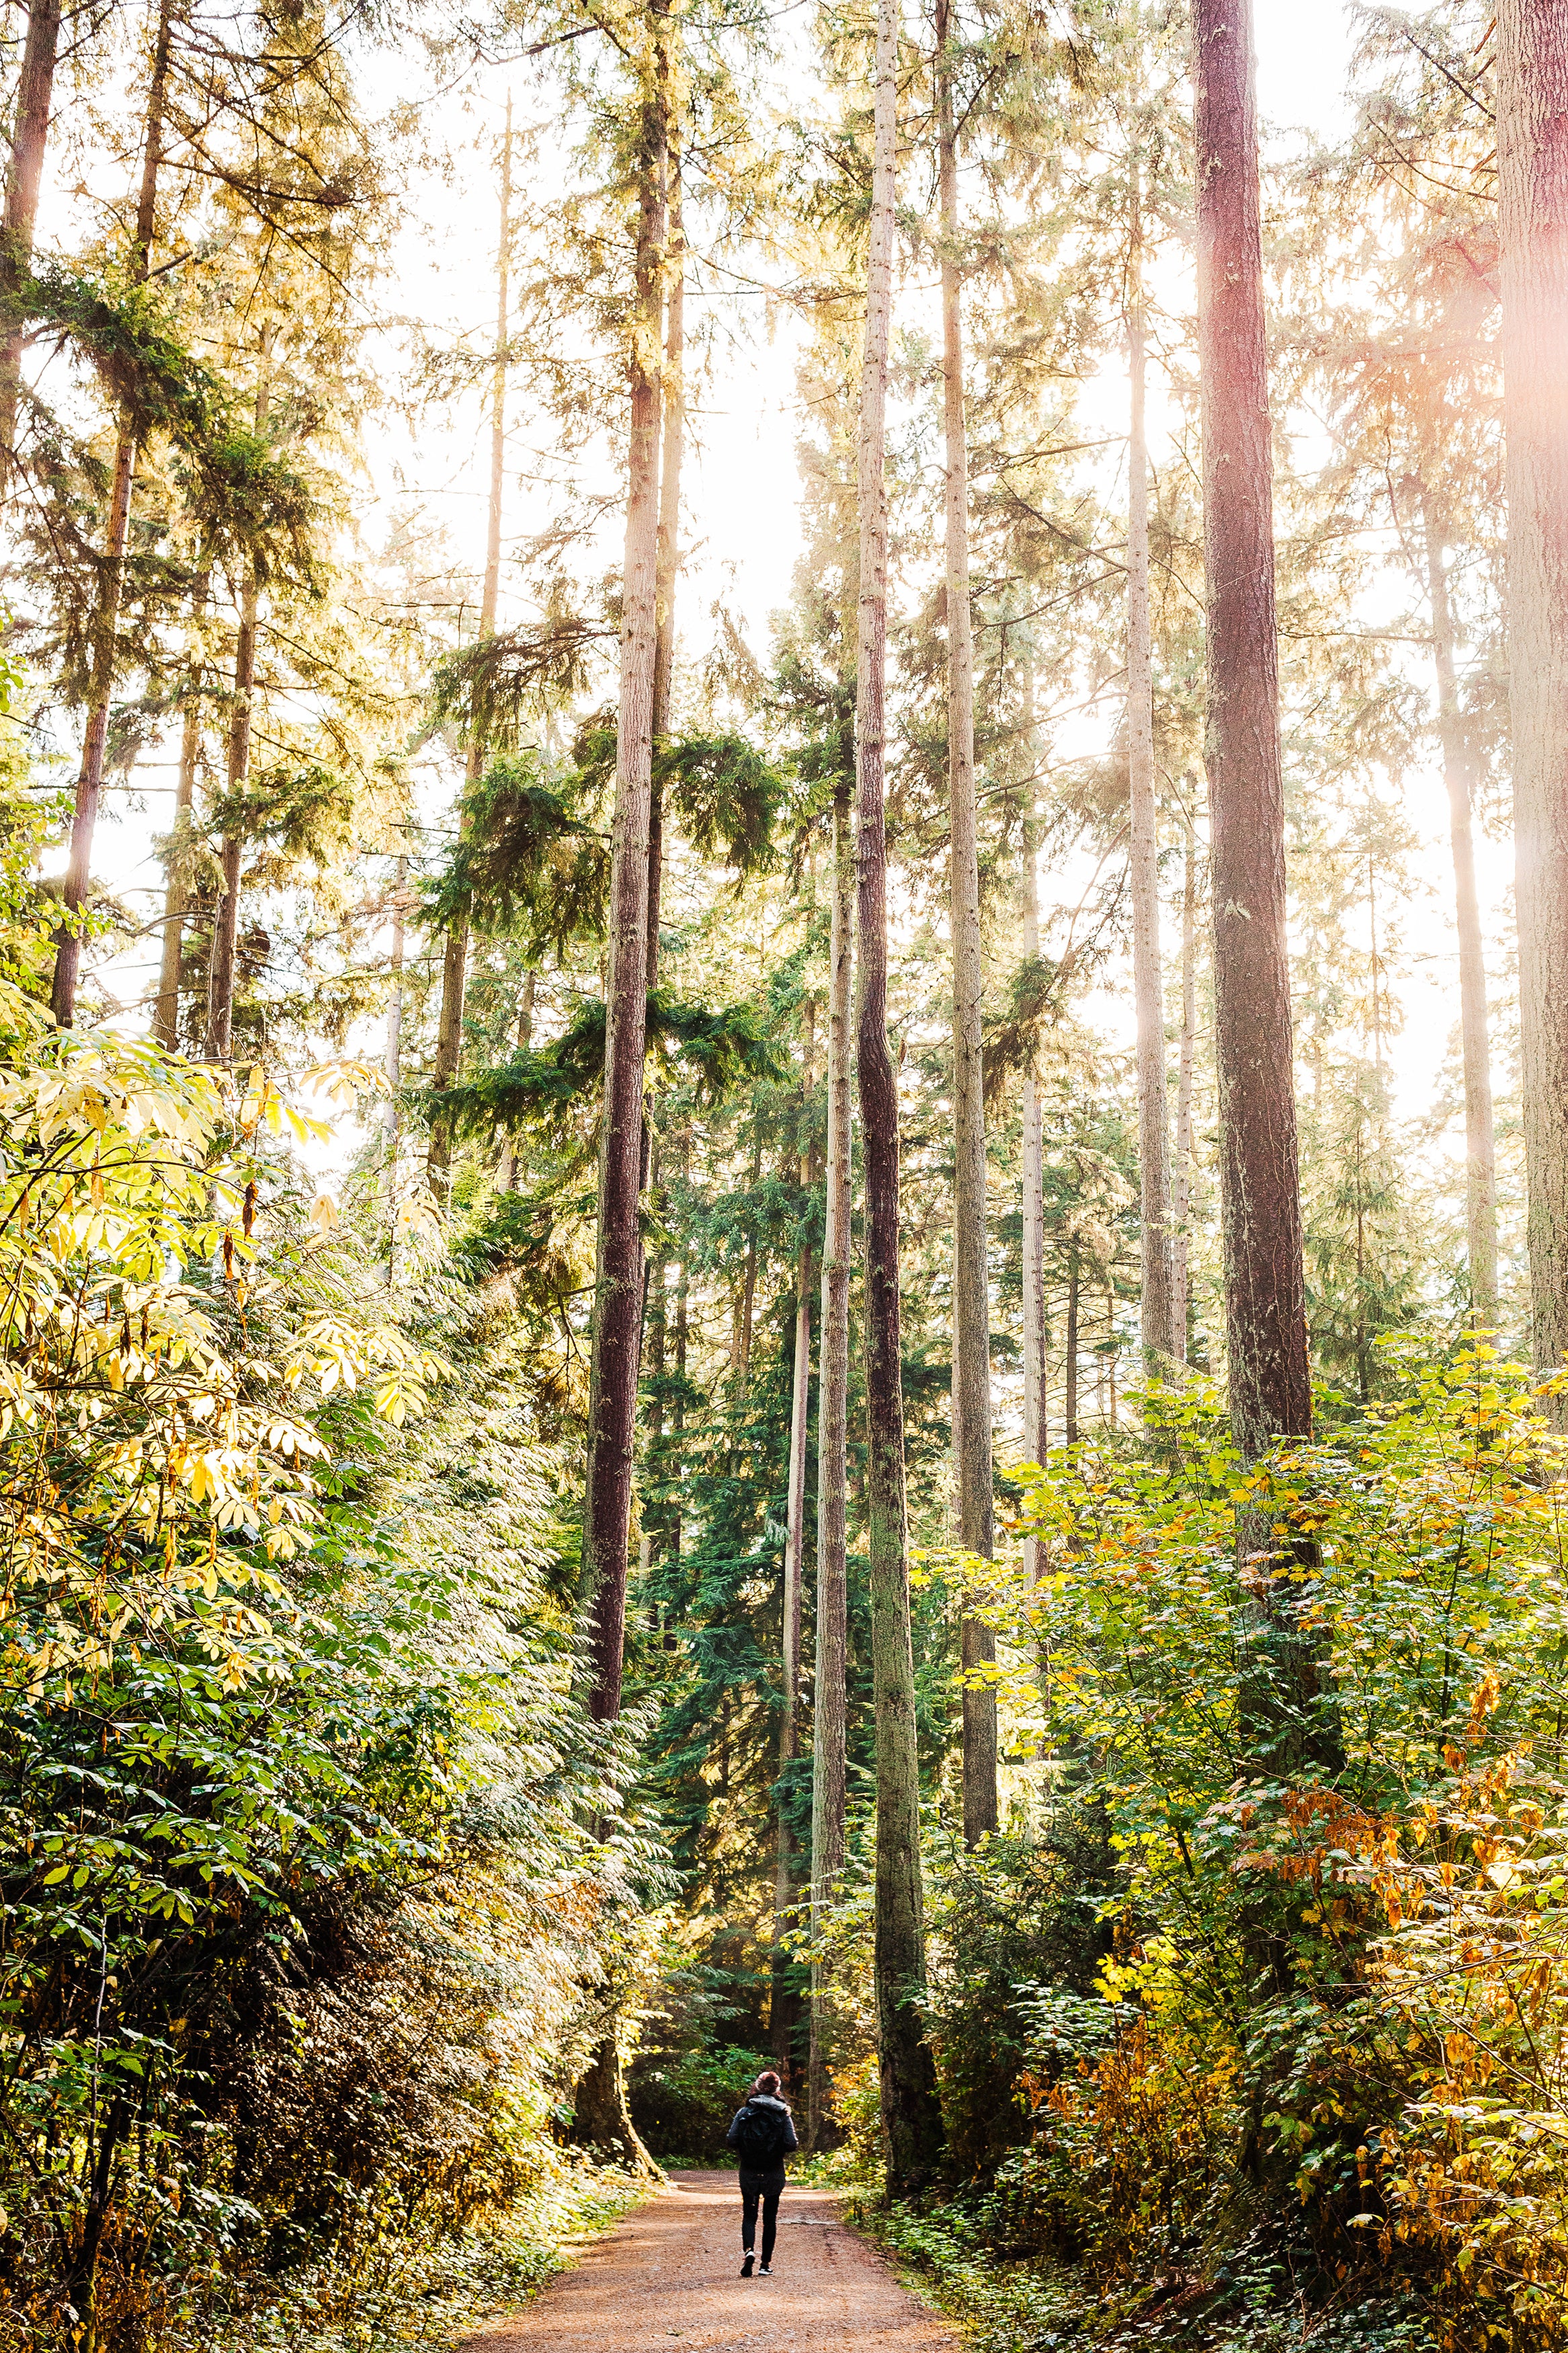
left=458, top=2168, right=962, bottom=2352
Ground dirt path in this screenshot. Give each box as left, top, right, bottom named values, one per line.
left=462, top=2168, right=961, bottom=2352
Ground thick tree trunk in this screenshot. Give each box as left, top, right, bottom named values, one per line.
left=0, top=0, right=63, bottom=487
left=1497, top=0, right=1568, bottom=1390
left=429, top=99, right=511, bottom=1187
left=807, top=779, right=852, bottom=2148
left=49, top=0, right=171, bottom=1027
left=1171, top=807, right=1197, bottom=1358
left=1127, top=257, right=1178, bottom=1362
left=1194, top=0, right=1311, bottom=1462
left=1196, top=0, right=1335, bottom=1786
left=1418, top=492, right=1499, bottom=1330
left=937, top=0, right=997, bottom=1850
left=858, top=0, right=944, bottom=2195
left=580, top=81, right=665, bottom=1724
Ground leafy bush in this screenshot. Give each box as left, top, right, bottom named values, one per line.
left=0, top=1027, right=662, bottom=2350
left=907, top=1346, right=1568, bottom=2340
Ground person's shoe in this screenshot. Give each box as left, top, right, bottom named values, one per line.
left=740, top=2254, right=755, bottom=2278
left=759, top=2266, right=772, bottom=2276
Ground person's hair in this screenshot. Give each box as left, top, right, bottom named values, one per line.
left=753, top=2069, right=782, bottom=2098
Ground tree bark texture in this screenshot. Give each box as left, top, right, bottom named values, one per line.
left=858, top=0, right=944, bottom=2193
left=49, top=0, right=171, bottom=1027
left=1419, top=493, right=1499, bottom=1330
left=429, top=99, right=512, bottom=1185
left=1127, top=273, right=1178, bottom=1362
left=1172, top=805, right=1198, bottom=1359
left=0, top=0, right=63, bottom=489
left=808, top=781, right=853, bottom=2148
left=1194, top=0, right=1313, bottom=1460
left=581, top=79, right=665, bottom=1723
left=1497, top=0, right=1568, bottom=1388
left=936, top=0, right=998, bottom=1851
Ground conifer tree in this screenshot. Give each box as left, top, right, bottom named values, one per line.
left=858, top=0, right=944, bottom=2190
left=1497, top=0, right=1568, bottom=1395
left=1194, top=0, right=1312, bottom=1461
left=935, top=0, right=997, bottom=1849
left=581, top=15, right=669, bottom=1725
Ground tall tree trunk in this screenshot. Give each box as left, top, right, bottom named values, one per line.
left=1196, top=0, right=1334, bottom=1788
left=580, top=65, right=665, bottom=1726
left=774, top=1017, right=813, bottom=2072
left=429, top=96, right=512, bottom=1187
left=1065, top=1242, right=1079, bottom=1443
left=49, top=0, right=172, bottom=1028
left=936, top=0, right=997, bottom=1850
left=204, top=553, right=261, bottom=1063
left=206, top=342, right=274, bottom=1066
left=808, top=776, right=853, bottom=2148
left=1417, top=490, right=1499, bottom=1329
left=1171, top=805, right=1197, bottom=1358
left=572, top=50, right=669, bottom=2178
left=1020, top=768, right=1049, bottom=1556
left=1127, top=218, right=1178, bottom=1361
left=382, top=852, right=409, bottom=1283
left=0, top=0, right=64, bottom=489
left=646, top=145, right=683, bottom=985
left=1194, top=0, right=1311, bottom=1462
left=671, top=1183, right=688, bottom=1574
left=858, top=0, right=944, bottom=2194
left=496, top=967, right=536, bottom=1193
left=1497, top=0, right=1568, bottom=1389
left=152, top=588, right=207, bottom=1051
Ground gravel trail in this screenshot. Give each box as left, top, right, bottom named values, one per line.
left=461, top=2167, right=960, bottom=2352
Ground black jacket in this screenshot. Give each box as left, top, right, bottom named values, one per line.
left=726, top=2092, right=798, bottom=2171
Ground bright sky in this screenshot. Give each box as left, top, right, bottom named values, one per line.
left=69, top=0, right=1505, bottom=1232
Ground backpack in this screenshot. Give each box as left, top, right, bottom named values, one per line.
left=733, top=2100, right=789, bottom=2167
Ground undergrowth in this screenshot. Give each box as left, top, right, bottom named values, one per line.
left=847, top=2195, right=1442, bottom=2353
left=208, top=2163, right=650, bottom=2352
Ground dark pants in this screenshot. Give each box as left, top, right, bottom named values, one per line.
left=739, top=2167, right=784, bottom=2264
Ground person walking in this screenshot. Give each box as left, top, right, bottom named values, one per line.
left=726, top=2068, right=798, bottom=2277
